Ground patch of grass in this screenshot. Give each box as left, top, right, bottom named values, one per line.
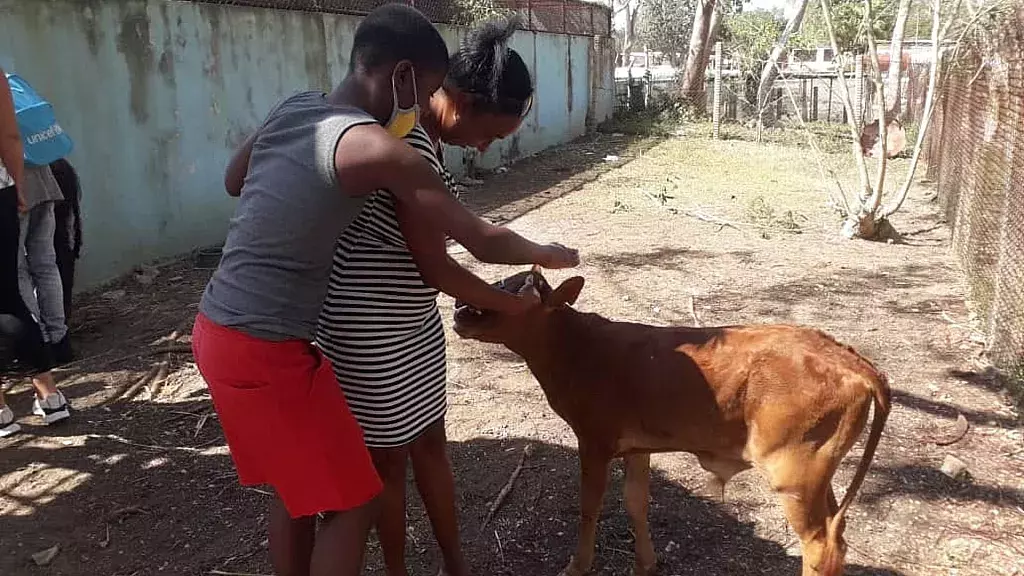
left=711, top=121, right=852, bottom=155
left=601, top=109, right=681, bottom=137
left=1004, top=363, right=1024, bottom=407
left=744, top=196, right=803, bottom=238
left=601, top=94, right=706, bottom=138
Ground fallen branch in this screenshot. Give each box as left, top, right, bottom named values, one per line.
left=106, top=365, right=160, bottom=405
left=683, top=208, right=803, bottom=235
left=688, top=295, right=703, bottom=328
left=680, top=209, right=744, bottom=232
left=103, top=344, right=193, bottom=369
left=148, top=358, right=171, bottom=397
left=480, top=443, right=535, bottom=531
left=107, top=506, right=149, bottom=522
left=195, top=412, right=214, bottom=438
left=931, top=413, right=970, bottom=447
left=86, top=433, right=208, bottom=455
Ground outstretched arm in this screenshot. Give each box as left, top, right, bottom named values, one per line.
left=335, top=123, right=577, bottom=313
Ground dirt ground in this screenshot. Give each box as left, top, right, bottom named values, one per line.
left=1, top=128, right=1022, bottom=576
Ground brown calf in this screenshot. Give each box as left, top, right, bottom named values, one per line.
left=453, top=268, right=890, bottom=576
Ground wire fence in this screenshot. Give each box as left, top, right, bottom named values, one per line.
left=188, top=0, right=611, bottom=36
left=926, top=5, right=1024, bottom=381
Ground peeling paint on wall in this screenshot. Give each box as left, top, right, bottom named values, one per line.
left=0, top=0, right=613, bottom=289
left=116, top=7, right=154, bottom=124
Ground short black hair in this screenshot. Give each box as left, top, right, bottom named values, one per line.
left=350, top=3, right=449, bottom=74
left=445, top=15, right=533, bottom=116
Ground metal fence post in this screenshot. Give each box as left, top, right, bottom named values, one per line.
left=713, top=41, right=723, bottom=139
left=854, top=55, right=864, bottom=125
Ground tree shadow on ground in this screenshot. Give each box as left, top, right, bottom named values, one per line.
left=459, top=133, right=659, bottom=227
left=0, top=395, right=265, bottom=576
left=1, top=390, right=909, bottom=576
left=587, top=247, right=755, bottom=270
left=860, top=462, right=1024, bottom=510
left=892, top=388, right=1020, bottom=429
left=430, top=437, right=908, bottom=576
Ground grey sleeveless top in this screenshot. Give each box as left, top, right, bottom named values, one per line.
left=200, top=92, right=375, bottom=341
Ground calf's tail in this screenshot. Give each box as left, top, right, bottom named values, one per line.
left=820, top=371, right=892, bottom=575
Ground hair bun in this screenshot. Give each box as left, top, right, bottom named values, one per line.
left=468, top=14, right=522, bottom=51
left=461, top=15, right=524, bottom=100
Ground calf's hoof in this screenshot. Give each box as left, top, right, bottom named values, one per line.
left=633, top=560, right=658, bottom=576
left=558, top=556, right=591, bottom=576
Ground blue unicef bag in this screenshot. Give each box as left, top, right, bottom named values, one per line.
left=5, top=73, right=74, bottom=166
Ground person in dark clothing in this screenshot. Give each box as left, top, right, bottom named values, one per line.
left=49, top=158, right=82, bottom=322
left=1, top=185, right=70, bottom=436
left=0, top=69, right=71, bottom=438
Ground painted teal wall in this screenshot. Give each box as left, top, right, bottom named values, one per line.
left=0, top=1, right=612, bottom=289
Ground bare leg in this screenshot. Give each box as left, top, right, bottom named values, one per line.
left=623, top=454, right=656, bottom=576
left=410, top=419, right=469, bottom=576
left=270, top=495, right=316, bottom=576
left=561, top=443, right=611, bottom=576
left=31, top=370, right=59, bottom=397
left=310, top=501, right=378, bottom=576
left=371, top=445, right=412, bottom=576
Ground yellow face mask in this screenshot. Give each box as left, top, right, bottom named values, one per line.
left=385, top=66, right=420, bottom=139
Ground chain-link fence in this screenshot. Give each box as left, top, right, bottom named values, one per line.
left=926, top=6, right=1024, bottom=381
left=189, top=0, right=611, bottom=36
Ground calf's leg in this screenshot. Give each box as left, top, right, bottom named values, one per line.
left=764, top=453, right=837, bottom=576
left=561, top=443, right=611, bottom=576
left=623, top=454, right=656, bottom=576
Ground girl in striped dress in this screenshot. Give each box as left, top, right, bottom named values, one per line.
left=316, top=17, right=559, bottom=576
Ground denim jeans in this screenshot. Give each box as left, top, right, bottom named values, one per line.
left=1, top=187, right=53, bottom=374
left=18, top=201, right=67, bottom=343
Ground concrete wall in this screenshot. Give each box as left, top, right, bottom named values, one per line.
left=0, top=0, right=613, bottom=288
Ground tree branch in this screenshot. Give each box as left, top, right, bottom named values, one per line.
left=881, top=0, right=946, bottom=218
left=819, top=0, right=873, bottom=205
left=863, top=0, right=889, bottom=217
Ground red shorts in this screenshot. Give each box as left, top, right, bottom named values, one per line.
left=192, top=313, right=381, bottom=518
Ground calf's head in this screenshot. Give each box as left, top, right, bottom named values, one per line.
left=452, top=266, right=585, bottom=345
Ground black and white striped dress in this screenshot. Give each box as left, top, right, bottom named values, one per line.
left=315, top=124, right=458, bottom=448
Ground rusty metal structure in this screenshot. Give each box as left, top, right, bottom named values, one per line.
left=193, top=0, right=612, bottom=36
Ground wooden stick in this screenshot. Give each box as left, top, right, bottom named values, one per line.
left=104, top=365, right=159, bottom=405
left=688, top=295, right=703, bottom=327
left=481, top=443, right=534, bottom=530
left=86, top=433, right=209, bottom=455
left=148, top=358, right=171, bottom=397
left=104, top=344, right=192, bottom=368
left=195, top=412, right=214, bottom=438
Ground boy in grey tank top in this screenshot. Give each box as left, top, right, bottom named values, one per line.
left=193, top=6, right=578, bottom=576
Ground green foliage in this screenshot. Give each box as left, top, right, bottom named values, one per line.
left=638, top=0, right=698, bottom=59
left=602, top=91, right=699, bottom=137
left=796, top=0, right=900, bottom=53
left=450, top=0, right=511, bottom=26
left=722, top=10, right=786, bottom=77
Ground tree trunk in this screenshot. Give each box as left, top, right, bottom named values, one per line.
left=881, top=0, right=945, bottom=218
left=679, top=0, right=718, bottom=110
left=619, top=1, right=640, bottom=66
left=700, top=8, right=723, bottom=75
left=885, top=0, right=913, bottom=118
left=756, top=0, right=811, bottom=127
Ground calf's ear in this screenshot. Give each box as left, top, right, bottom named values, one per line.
left=547, top=277, right=585, bottom=308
